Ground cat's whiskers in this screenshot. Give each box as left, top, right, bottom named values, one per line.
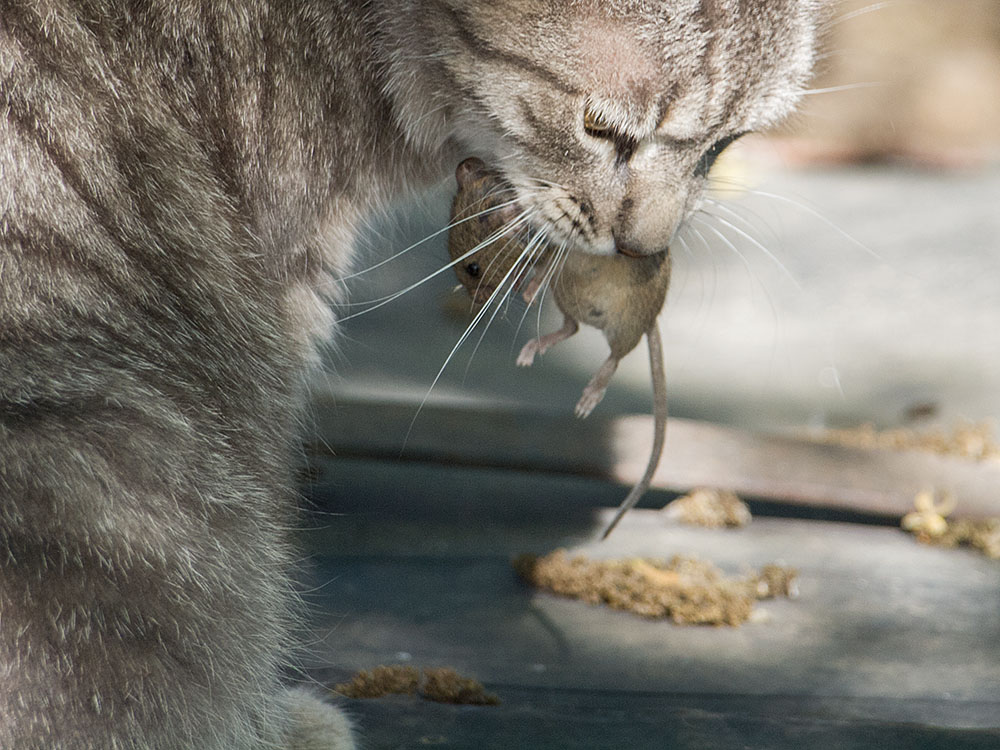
left=462, top=226, right=529, bottom=313
left=534, top=238, right=574, bottom=336
left=829, top=1, right=897, bottom=27
left=674, top=233, right=695, bottom=261
left=688, top=213, right=780, bottom=309
left=402, top=225, right=547, bottom=450
left=669, top=231, right=712, bottom=326
left=689, top=213, right=784, bottom=346
left=800, top=82, right=883, bottom=96
left=337, top=206, right=535, bottom=320
left=701, top=196, right=786, bottom=255
left=338, top=193, right=524, bottom=285
left=463, top=229, right=549, bottom=376
left=699, top=200, right=800, bottom=288
left=739, top=187, right=882, bottom=261
left=511, top=231, right=570, bottom=345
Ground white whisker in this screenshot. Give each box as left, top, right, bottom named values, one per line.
left=464, top=231, right=549, bottom=374
left=689, top=214, right=776, bottom=306
left=401, top=229, right=544, bottom=451
left=337, top=195, right=524, bottom=284
left=696, top=207, right=801, bottom=289
left=742, top=188, right=882, bottom=261
left=512, top=230, right=573, bottom=345
left=801, top=82, right=883, bottom=96
left=833, top=1, right=896, bottom=25
left=337, top=208, right=535, bottom=320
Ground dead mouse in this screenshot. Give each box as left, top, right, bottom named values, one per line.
left=447, top=157, right=529, bottom=308
left=448, top=157, right=671, bottom=538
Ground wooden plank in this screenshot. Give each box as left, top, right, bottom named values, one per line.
left=300, top=506, right=1000, bottom=734
left=308, top=398, right=1000, bottom=520
left=313, top=687, right=1000, bottom=750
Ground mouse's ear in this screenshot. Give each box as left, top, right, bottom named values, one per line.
left=455, top=157, right=487, bottom=187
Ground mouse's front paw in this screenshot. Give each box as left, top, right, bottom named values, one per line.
left=517, top=339, right=541, bottom=367
left=521, top=278, right=542, bottom=305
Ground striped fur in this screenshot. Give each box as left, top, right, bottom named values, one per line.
left=0, top=2, right=821, bottom=747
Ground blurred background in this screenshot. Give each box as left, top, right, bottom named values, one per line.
left=318, top=0, right=1000, bottom=438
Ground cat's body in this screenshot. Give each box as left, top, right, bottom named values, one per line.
left=0, top=1, right=821, bottom=747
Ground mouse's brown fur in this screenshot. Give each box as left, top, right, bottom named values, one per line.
left=449, top=157, right=671, bottom=537
left=447, top=159, right=527, bottom=308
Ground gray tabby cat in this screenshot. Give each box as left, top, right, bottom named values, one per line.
left=0, top=1, right=821, bottom=748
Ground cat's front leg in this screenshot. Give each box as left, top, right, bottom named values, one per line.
left=277, top=688, right=356, bottom=750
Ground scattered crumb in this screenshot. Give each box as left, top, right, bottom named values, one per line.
left=941, top=518, right=1000, bottom=559
left=901, top=490, right=1000, bottom=559
left=752, top=564, right=800, bottom=599
left=513, top=549, right=797, bottom=626
left=901, top=489, right=955, bottom=540
left=815, top=420, right=1000, bottom=462
left=663, top=488, right=752, bottom=528
left=333, top=665, right=500, bottom=705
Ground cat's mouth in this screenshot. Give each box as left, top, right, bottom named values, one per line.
left=615, top=244, right=644, bottom=259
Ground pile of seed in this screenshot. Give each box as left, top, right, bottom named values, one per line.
left=513, top=549, right=797, bottom=626
left=333, top=665, right=500, bottom=705
left=663, top=488, right=752, bottom=528
left=816, top=420, right=1000, bottom=461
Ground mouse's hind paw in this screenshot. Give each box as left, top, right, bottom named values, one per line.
left=574, top=386, right=607, bottom=418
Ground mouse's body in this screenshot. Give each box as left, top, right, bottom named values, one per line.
left=449, top=157, right=671, bottom=537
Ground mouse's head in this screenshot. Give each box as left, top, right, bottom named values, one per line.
left=447, top=157, right=536, bottom=307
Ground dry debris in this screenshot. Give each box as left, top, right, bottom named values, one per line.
left=663, top=488, right=752, bottom=528
left=513, top=549, right=797, bottom=626
left=816, top=420, right=1000, bottom=462
left=333, top=665, right=500, bottom=705
left=420, top=667, right=500, bottom=705
left=902, top=490, right=1000, bottom=559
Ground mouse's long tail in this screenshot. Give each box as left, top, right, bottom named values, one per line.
left=601, top=321, right=668, bottom=539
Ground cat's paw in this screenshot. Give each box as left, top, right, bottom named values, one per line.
left=280, top=687, right=356, bottom=750
left=516, top=339, right=541, bottom=367
left=574, top=386, right=607, bottom=419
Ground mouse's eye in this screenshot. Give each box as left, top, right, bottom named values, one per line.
left=583, top=105, right=613, bottom=138
left=694, top=132, right=745, bottom=178
left=465, top=262, right=481, bottom=278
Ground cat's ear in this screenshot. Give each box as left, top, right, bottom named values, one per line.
left=455, top=157, right=487, bottom=188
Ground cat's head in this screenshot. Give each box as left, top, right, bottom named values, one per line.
left=418, top=0, right=821, bottom=257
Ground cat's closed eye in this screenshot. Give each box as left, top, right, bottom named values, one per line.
left=583, top=105, right=613, bottom=138
left=694, top=132, right=746, bottom=177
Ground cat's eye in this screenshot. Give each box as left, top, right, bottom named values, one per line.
left=583, top=106, right=613, bottom=137
left=694, top=132, right=745, bottom=177
left=465, top=262, right=481, bottom=278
